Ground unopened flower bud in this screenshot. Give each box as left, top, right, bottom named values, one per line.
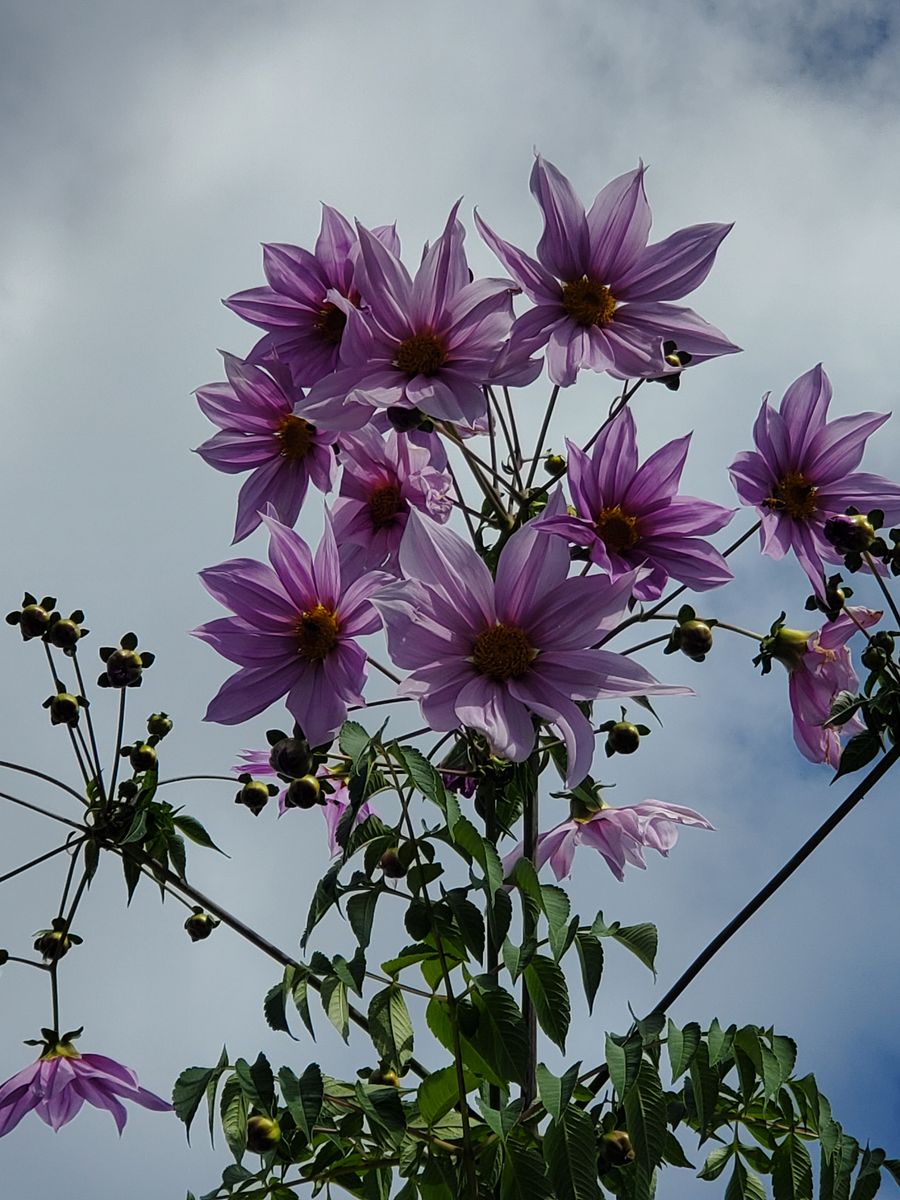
left=43, top=692, right=82, bottom=727
left=386, top=406, right=425, bottom=433
left=147, top=712, right=173, bottom=739
left=379, top=848, right=407, bottom=879
left=98, top=635, right=154, bottom=688
left=268, top=733, right=312, bottom=779
left=0, top=949, right=8, bottom=966
left=33, top=919, right=82, bottom=963
left=823, top=513, right=877, bottom=556
left=246, top=1115, right=281, bottom=1154
left=235, top=778, right=273, bottom=815
left=677, top=619, right=714, bottom=660
left=861, top=644, right=888, bottom=671
left=126, top=743, right=157, bottom=773
left=284, top=775, right=322, bottom=810
left=769, top=626, right=812, bottom=670
left=600, top=1130, right=635, bottom=1166
left=544, top=453, right=567, bottom=477
left=6, top=594, right=56, bottom=640
left=369, top=1065, right=401, bottom=1087
left=184, top=907, right=219, bottom=942
left=118, top=779, right=139, bottom=801
left=605, top=721, right=642, bottom=756
left=46, top=611, right=88, bottom=653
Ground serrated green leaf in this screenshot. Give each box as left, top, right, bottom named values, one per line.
left=444, top=889, right=485, bottom=962
left=667, top=1019, right=701, bottom=1081
left=278, top=1062, right=322, bottom=1142
left=833, top=731, right=881, bottom=781
left=611, top=922, right=658, bottom=974
left=726, top=1159, right=767, bottom=1200
left=605, top=1031, right=642, bottom=1100
left=624, top=1059, right=666, bottom=1200
left=395, top=744, right=452, bottom=816
left=574, top=932, right=603, bottom=1013
left=540, top=884, right=571, bottom=958
left=537, top=1061, right=580, bottom=1123
left=320, top=975, right=349, bottom=1041
left=368, top=985, right=414, bottom=1071
left=501, top=1140, right=553, bottom=1200
left=850, top=1146, right=885, bottom=1200
left=172, top=1065, right=216, bottom=1142
left=219, top=1076, right=247, bottom=1162
left=523, top=955, right=570, bottom=1052
left=233, top=1053, right=274, bottom=1110
left=688, top=1042, right=718, bottom=1141
left=663, top=1131, right=694, bottom=1168
left=698, top=1145, right=734, bottom=1180
left=772, top=1133, right=813, bottom=1200
left=708, top=1019, right=736, bottom=1066
left=339, top=720, right=372, bottom=766
left=417, top=1064, right=476, bottom=1126
left=263, top=977, right=295, bottom=1039
left=172, top=813, right=224, bottom=854
left=544, top=1105, right=602, bottom=1200
left=288, top=966, right=315, bottom=1039
left=206, top=1046, right=228, bottom=1145
left=821, top=1128, right=860, bottom=1200
left=301, top=862, right=341, bottom=948
left=346, top=888, right=381, bottom=951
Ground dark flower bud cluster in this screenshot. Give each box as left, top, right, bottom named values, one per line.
left=805, top=573, right=852, bottom=623
left=860, top=631, right=896, bottom=673
left=6, top=595, right=89, bottom=653
left=650, top=340, right=693, bottom=390
left=147, top=712, right=173, bottom=739
left=665, top=604, right=716, bottom=662
left=98, top=633, right=155, bottom=688
left=120, top=742, right=158, bottom=773
left=234, top=775, right=279, bottom=815
left=824, top=508, right=900, bottom=576
left=183, top=906, right=220, bottom=942
left=33, top=918, right=83, bottom=963
left=543, top=451, right=567, bottom=477
left=385, top=406, right=433, bottom=434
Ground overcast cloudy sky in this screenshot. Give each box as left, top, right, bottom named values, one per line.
left=2, top=1, right=899, bottom=1196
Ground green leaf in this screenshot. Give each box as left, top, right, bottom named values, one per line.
left=368, top=985, right=415, bottom=1071
left=167, top=832, right=187, bottom=879
left=544, top=1105, right=602, bottom=1200
left=605, top=1031, right=642, bottom=1100
left=465, top=985, right=528, bottom=1086
left=320, top=975, right=349, bottom=1041
left=263, top=977, right=295, bottom=1039
left=688, top=1042, right=718, bottom=1141
left=537, top=1061, right=580, bottom=1123
left=172, top=813, right=224, bottom=854
left=624, top=1059, right=666, bottom=1200
left=301, top=862, right=342, bottom=948
left=667, top=1019, right=701, bottom=1082
left=850, top=1145, right=885, bottom=1200
left=698, top=1145, right=734, bottom=1181
left=540, top=885, right=571, bottom=959
left=821, top=1129, right=860, bottom=1200
left=289, top=966, right=315, bottom=1039
left=395, top=745, right=452, bottom=816
left=278, top=1063, right=322, bottom=1142
left=444, top=889, right=485, bottom=962
left=219, top=1076, right=247, bottom=1163
left=574, top=932, right=603, bottom=1013
left=772, top=1133, right=813, bottom=1200
left=417, top=1064, right=476, bottom=1126
left=206, top=1046, right=228, bottom=1144
left=339, top=719, right=372, bottom=766
left=663, top=1131, right=694, bottom=1169
left=346, top=888, right=381, bottom=951
left=501, top=1140, right=553, bottom=1200
left=172, top=1065, right=216, bottom=1142
left=725, top=1160, right=767, bottom=1200
left=233, top=1053, right=275, bottom=1110
left=882, top=1160, right=900, bottom=1187
left=502, top=936, right=536, bottom=982
left=83, top=839, right=100, bottom=883
left=833, top=731, right=882, bottom=781
left=523, top=955, right=570, bottom=1051
left=612, top=922, right=658, bottom=974
left=452, top=816, right=504, bottom=897
left=707, top=1018, right=736, bottom=1066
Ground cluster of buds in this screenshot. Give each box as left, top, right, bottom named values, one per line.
left=824, top=507, right=900, bottom=577
left=33, top=918, right=83, bottom=962
left=118, top=715, right=172, bottom=776
left=42, top=686, right=88, bottom=728
left=97, top=633, right=155, bottom=688
left=5, top=595, right=88, bottom=654
left=650, top=340, right=693, bottom=391
left=753, top=613, right=811, bottom=675
left=664, top=605, right=716, bottom=662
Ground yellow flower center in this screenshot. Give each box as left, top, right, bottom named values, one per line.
left=561, top=276, right=617, bottom=327
left=471, top=623, right=535, bottom=681
left=41, top=1042, right=80, bottom=1061
left=765, top=471, right=818, bottom=520
left=594, top=505, right=639, bottom=553
left=295, top=604, right=340, bottom=662
left=367, top=483, right=403, bottom=528
left=276, top=415, right=316, bottom=462
left=393, top=332, right=447, bottom=377
left=314, top=302, right=347, bottom=345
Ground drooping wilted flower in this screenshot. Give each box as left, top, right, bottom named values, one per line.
left=332, top=426, right=452, bottom=572
left=0, top=1037, right=170, bottom=1136
left=195, top=354, right=337, bottom=543
left=476, top=155, right=738, bottom=386
left=729, top=365, right=900, bottom=594
left=297, top=204, right=520, bottom=430
left=535, top=410, right=734, bottom=599
left=194, top=512, right=387, bottom=747
left=504, top=799, right=713, bottom=882
left=373, top=506, right=689, bottom=787
left=224, top=205, right=398, bottom=387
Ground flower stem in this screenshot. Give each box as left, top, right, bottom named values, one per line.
left=0, top=789, right=87, bottom=832
left=0, top=839, right=81, bottom=886
left=581, top=740, right=900, bottom=1093
left=863, top=550, right=900, bottom=629
left=72, top=648, right=106, bottom=800
left=0, top=760, right=90, bottom=806
left=106, top=689, right=127, bottom=803
left=521, top=779, right=539, bottom=1106
left=524, top=385, right=560, bottom=492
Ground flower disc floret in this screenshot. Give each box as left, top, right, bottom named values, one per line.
left=765, top=470, right=818, bottom=520
left=296, top=604, right=340, bottom=662
left=276, top=414, right=316, bottom=461
left=472, top=623, right=535, bottom=681
left=393, top=332, right=447, bottom=376
left=560, top=277, right=616, bottom=326
left=594, top=505, right=639, bottom=553
left=367, top=483, right=403, bottom=528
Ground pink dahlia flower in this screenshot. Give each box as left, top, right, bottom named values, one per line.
left=233, top=751, right=372, bottom=854
left=195, top=354, right=337, bottom=542
left=0, top=1040, right=170, bottom=1136
left=373, top=506, right=689, bottom=786
left=729, top=365, right=900, bottom=594
left=194, top=512, right=387, bottom=747
left=333, top=426, right=452, bottom=573
left=476, top=155, right=739, bottom=386
left=504, top=800, right=713, bottom=882
left=777, top=607, right=882, bottom=766
left=224, top=205, right=399, bottom=387
left=297, top=204, right=523, bottom=431
left=535, top=410, right=734, bottom=599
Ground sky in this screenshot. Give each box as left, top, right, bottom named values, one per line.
left=1, top=0, right=899, bottom=1196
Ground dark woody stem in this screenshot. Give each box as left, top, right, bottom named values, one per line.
left=0, top=839, right=83, bottom=886
left=0, top=789, right=87, bottom=832
left=580, top=741, right=900, bottom=1093
left=106, top=689, right=128, bottom=803
left=0, top=761, right=89, bottom=806
left=863, top=550, right=900, bottom=630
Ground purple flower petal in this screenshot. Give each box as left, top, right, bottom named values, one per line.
left=530, top=155, right=590, bottom=280
left=586, top=164, right=651, bottom=283
left=614, top=222, right=732, bottom=302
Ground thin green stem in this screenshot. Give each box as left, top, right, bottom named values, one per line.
left=502, top=386, right=524, bottom=479
left=72, top=648, right=106, bottom=799
left=3, top=956, right=48, bottom=971
left=106, top=689, right=127, bottom=802
left=446, top=458, right=479, bottom=542
left=524, top=385, right=560, bottom=492
left=0, top=839, right=81, bottom=886
left=0, top=761, right=87, bottom=805
left=0, top=790, right=87, bottom=832
left=156, top=774, right=240, bottom=788
left=863, top=551, right=900, bottom=629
